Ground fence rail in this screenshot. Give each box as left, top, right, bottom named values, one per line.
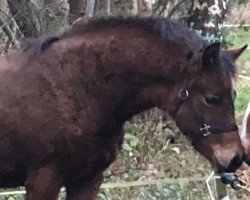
left=0, top=174, right=227, bottom=200
left=223, top=24, right=250, bottom=28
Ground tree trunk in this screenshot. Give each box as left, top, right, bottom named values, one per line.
left=132, top=0, right=138, bottom=15
left=143, top=0, right=154, bottom=11
left=7, top=0, right=69, bottom=37
left=85, top=0, right=96, bottom=19
left=68, top=0, right=86, bottom=23
left=43, top=0, right=69, bottom=34
left=138, top=0, right=151, bottom=16
left=0, top=0, right=22, bottom=52
left=7, top=0, right=39, bottom=37
left=185, top=0, right=228, bottom=40
left=105, top=0, right=111, bottom=15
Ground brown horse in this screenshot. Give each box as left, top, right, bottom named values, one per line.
left=240, top=101, right=250, bottom=164
left=0, top=17, right=247, bottom=199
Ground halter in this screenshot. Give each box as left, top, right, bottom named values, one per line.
left=172, top=79, right=238, bottom=144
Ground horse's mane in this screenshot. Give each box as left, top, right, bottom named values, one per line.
left=20, top=16, right=236, bottom=77
left=22, top=17, right=204, bottom=53
left=21, top=35, right=60, bottom=55
left=65, top=16, right=205, bottom=53
left=219, top=51, right=237, bottom=78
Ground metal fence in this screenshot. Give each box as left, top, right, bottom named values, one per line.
left=0, top=173, right=232, bottom=200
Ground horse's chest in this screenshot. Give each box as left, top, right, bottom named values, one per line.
left=64, top=129, right=124, bottom=182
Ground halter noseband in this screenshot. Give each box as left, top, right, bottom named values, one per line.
left=172, top=82, right=238, bottom=144
left=174, top=89, right=214, bottom=137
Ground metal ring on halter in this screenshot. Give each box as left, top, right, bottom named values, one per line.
left=178, top=90, right=189, bottom=100
left=200, top=124, right=211, bottom=137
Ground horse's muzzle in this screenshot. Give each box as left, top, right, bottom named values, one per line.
left=215, top=153, right=244, bottom=173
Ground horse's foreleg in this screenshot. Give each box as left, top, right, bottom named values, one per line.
left=66, top=172, right=103, bottom=200
left=25, top=164, right=63, bottom=200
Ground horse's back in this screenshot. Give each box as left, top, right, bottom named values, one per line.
left=0, top=52, right=75, bottom=174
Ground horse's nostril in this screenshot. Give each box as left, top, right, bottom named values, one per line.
left=228, top=154, right=243, bottom=171
left=216, top=154, right=244, bottom=173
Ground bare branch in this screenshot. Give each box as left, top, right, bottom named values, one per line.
left=0, top=17, right=20, bottom=47
left=167, top=0, right=185, bottom=18
left=157, top=1, right=168, bottom=16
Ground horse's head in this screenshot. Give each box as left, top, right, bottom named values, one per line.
left=172, top=43, right=247, bottom=173
left=240, top=101, right=250, bottom=165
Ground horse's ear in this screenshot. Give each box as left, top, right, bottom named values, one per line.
left=202, top=42, right=221, bottom=70
left=226, top=45, right=248, bottom=60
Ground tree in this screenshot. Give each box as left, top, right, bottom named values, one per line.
left=68, top=0, right=86, bottom=23
left=0, top=0, right=22, bottom=51
left=95, top=0, right=112, bottom=16
left=153, top=0, right=187, bottom=18
left=7, top=0, right=69, bottom=37
left=132, top=0, right=155, bottom=15
left=43, top=0, right=69, bottom=34
left=85, top=0, right=96, bottom=19
left=0, top=0, right=235, bottom=53
left=105, top=0, right=111, bottom=15
left=185, top=0, right=229, bottom=40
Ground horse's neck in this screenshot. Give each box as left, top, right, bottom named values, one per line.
left=55, top=30, right=186, bottom=127
left=95, top=83, right=176, bottom=134
left=79, top=32, right=179, bottom=113
left=69, top=27, right=188, bottom=80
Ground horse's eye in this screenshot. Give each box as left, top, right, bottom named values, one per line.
left=204, top=96, right=222, bottom=106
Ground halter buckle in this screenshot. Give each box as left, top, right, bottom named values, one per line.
left=179, top=90, right=189, bottom=100
left=200, top=124, right=211, bottom=137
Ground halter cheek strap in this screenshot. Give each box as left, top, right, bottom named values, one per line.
left=172, top=89, right=215, bottom=137
left=172, top=87, right=238, bottom=144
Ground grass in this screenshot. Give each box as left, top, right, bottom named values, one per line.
left=235, top=81, right=250, bottom=122
left=225, top=27, right=250, bottom=76
left=227, top=28, right=250, bottom=120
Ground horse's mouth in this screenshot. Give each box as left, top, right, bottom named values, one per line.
left=213, top=155, right=243, bottom=174
left=220, top=172, right=242, bottom=190
left=243, top=156, right=250, bottom=166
